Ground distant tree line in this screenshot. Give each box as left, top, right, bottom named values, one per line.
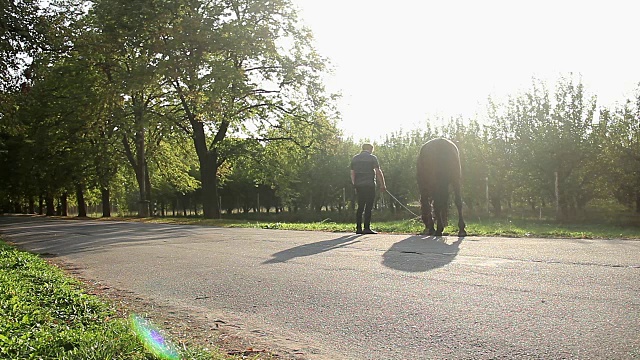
left=1, top=1, right=639, bottom=221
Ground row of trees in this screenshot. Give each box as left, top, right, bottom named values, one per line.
left=2, top=1, right=639, bottom=220
left=1, top=0, right=338, bottom=218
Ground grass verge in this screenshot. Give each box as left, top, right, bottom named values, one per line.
left=0, top=240, right=238, bottom=360
left=120, top=215, right=640, bottom=240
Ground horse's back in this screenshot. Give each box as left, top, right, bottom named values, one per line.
left=417, top=138, right=462, bottom=189
left=417, top=138, right=461, bottom=171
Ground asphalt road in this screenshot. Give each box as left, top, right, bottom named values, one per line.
left=1, top=215, right=639, bottom=359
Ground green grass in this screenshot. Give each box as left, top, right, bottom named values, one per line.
left=117, top=208, right=640, bottom=240
left=464, top=218, right=640, bottom=239
left=0, top=240, right=237, bottom=360
left=229, top=219, right=639, bottom=239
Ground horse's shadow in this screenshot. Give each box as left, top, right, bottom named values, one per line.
left=262, top=234, right=362, bottom=264
left=382, top=235, right=463, bottom=272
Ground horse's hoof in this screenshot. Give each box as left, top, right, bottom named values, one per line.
left=423, top=228, right=435, bottom=236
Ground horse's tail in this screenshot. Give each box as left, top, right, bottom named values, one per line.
left=434, top=179, right=450, bottom=227
left=416, top=151, right=428, bottom=195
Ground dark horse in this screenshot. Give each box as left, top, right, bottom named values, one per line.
left=416, top=138, right=467, bottom=237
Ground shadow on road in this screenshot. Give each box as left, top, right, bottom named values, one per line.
left=0, top=215, right=206, bottom=256
left=382, top=235, right=463, bottom=272
left=262, top=234, right=362, bottom=264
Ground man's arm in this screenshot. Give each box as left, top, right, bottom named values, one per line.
left=375, top=167, right=386, bottom=192
left=350, top=169, right=356, bottom=186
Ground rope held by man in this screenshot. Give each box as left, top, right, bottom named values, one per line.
left=385, top=191, right=420, bottom=219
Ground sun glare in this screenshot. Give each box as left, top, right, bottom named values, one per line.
left=293, top=0, right=640, bottom=140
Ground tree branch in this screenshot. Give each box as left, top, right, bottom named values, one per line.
left=235, top=102, right=295, bottom=117
left=212, top=120, right=230, bottom=146
left=244, top=65, right=283, bottom=72
left=121, top=134, right=137, bottom=169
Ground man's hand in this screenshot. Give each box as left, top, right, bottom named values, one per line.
left=379, top=185, right=387, bottom=193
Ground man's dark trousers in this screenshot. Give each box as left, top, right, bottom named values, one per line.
left=356, top=185, right=376, bottom=231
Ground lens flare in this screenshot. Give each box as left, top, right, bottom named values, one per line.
left=130, top=314, right=180, bottom=360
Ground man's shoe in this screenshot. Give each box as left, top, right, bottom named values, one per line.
left=362, top=229, right=377, bottom=234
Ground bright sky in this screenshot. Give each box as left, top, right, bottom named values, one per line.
left=292, top=0, right=640, bottom=141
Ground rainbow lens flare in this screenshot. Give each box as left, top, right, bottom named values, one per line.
left=130, top=314, right=180, bottom=360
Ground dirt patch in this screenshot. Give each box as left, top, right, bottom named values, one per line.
left=46, top=257, right=311, bottom=360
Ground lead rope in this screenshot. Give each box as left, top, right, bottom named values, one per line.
left=385, top=190, right=421, bottom=221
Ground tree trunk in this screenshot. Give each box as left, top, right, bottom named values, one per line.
left=45, top=196, right=55, bottom=216
left=195, top=139, right=221, bottom=219
left=38, top=195, right=44, bottom=215
left=180, top=91, right=227, bottom=219
left=557, top=186, right=569, bottom=221
left=121, top=94, right=150, bottom=218
left=557, top=192, right=570, bottom=221
left=145, top=160, right=152, bottom=215
left=123, top=131, right=149, bottom=217
left=559, top=204, right=569, bottom=221
left=136, top=128, right=149, bottom=217
left=76, top=184, right=87, bottom=217
left=182, top=196, right=187, bottom=216
left=555, top=169, right=578, bottom=221
left=28, top=197, right=35, bottom=214
left=101, top=188, right=111, bottom=217
left=60, top=193, right=68, bottom=216
left=13, top=200, right=22, bottom=214
left=636, top=192, right=640, bottom=214
left=490, top=195, right=502, bottom=216
left=172, top=198, right=177, bottom=216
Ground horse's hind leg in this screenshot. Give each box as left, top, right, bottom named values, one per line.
left=454, top=184, right=467, bottom=237
left=420, top=194, right=435, bottom=235
left=434, top=206, right=445, bottom=237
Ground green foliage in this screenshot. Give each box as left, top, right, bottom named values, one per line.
left=375, top=128, right=435, bottom=207
left=0, top=0, right=52, bottom=91
left=602, top=85, right=640, bottom=212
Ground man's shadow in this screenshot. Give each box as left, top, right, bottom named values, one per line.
left=382, top=235, right=464, bottom=272
left=262, top=234, right=362, bottom=264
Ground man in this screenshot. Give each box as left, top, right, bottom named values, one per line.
left=350, top=143, right=387, bottom=234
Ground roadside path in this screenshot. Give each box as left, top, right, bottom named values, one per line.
left=1, top=215, right=639, bottom=359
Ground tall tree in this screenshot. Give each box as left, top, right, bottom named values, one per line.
left=1, top=0, right=75, bottom=209
left=604, top=85, right=640, bottom=212
left=508, top=79, right=553, bottom=210
left=87, top=0, right=170, bottom=216
left=160, top=0, right=332, bottom=218
left=481, top=100, right=517, bottom=216
left=546, top=76, right=597, bottom=219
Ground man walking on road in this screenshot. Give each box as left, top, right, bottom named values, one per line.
left=350, top=143, right=387, bottom=234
